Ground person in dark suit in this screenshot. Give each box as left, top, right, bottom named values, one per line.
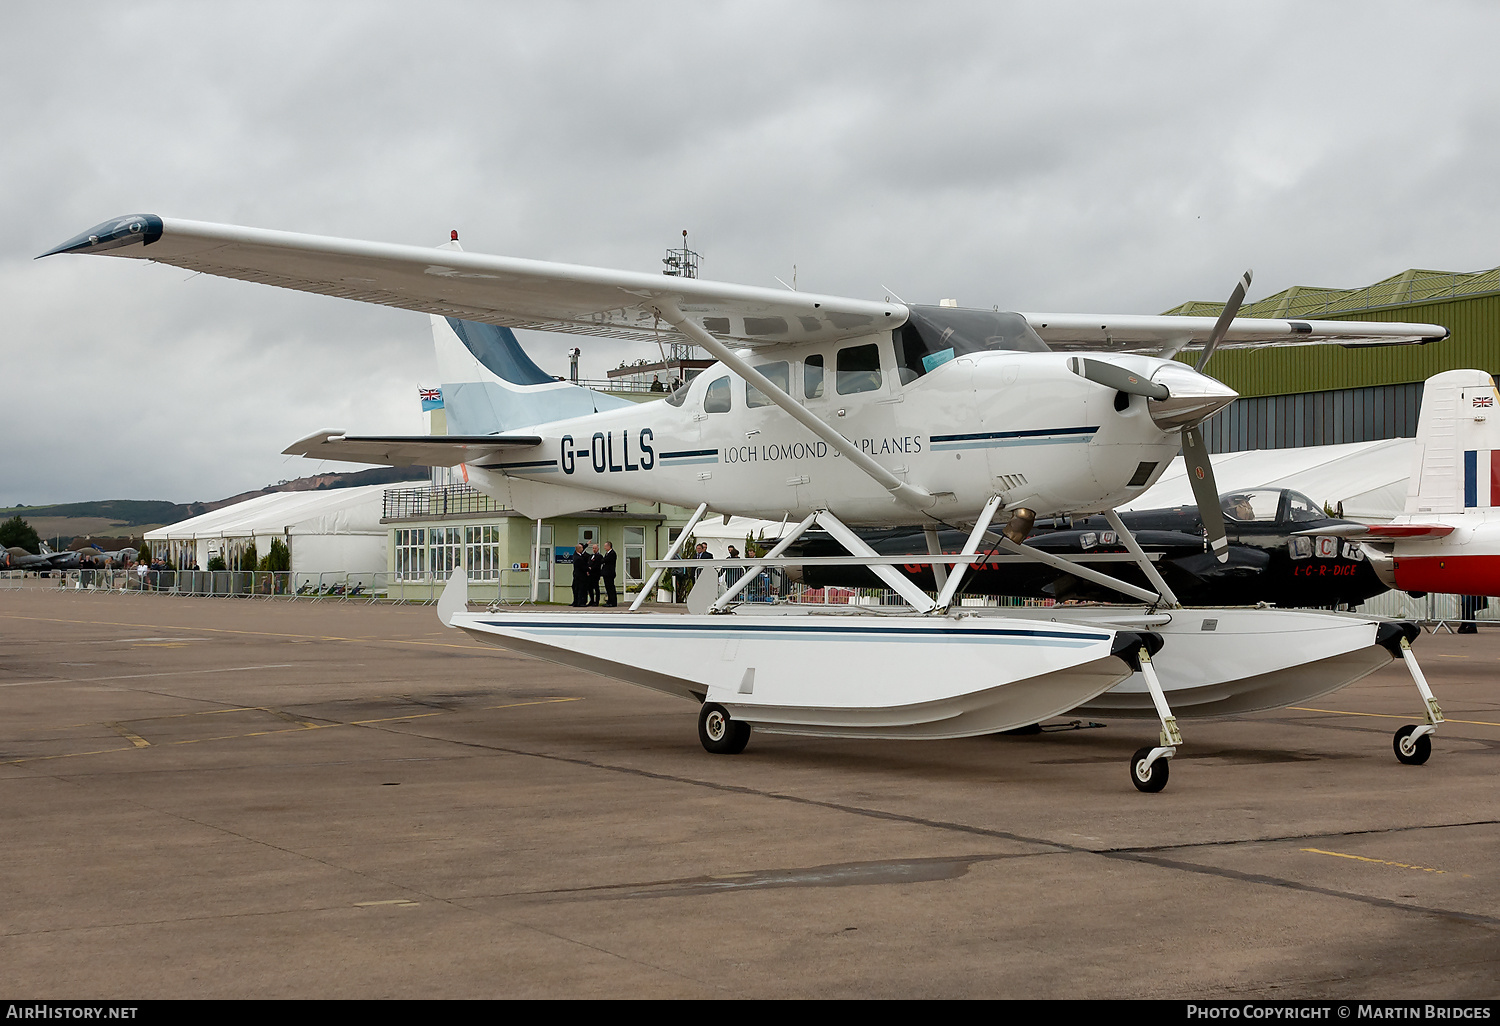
left=570, top=543, right=588, bottom=606
left=601, top=541, right=618, bottom=607
left=586, top=543, right=603, bottom=606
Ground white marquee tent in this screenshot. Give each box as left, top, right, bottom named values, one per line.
left=1121, top=438, right=1416, bottom=522
left=145, top=484, right=388, bottom=573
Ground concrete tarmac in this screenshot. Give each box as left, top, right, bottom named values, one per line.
left=1, top=588, right=1497, bottom=999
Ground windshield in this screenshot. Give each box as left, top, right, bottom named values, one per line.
left=894, top=306, right=1049, bottom=382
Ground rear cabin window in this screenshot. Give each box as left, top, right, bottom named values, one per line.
left=836, top=344, right=883, bottom=395
left=746, top=361, right=790, bottom=409
left=804, top=355, right=825, bottom=398
left=704, top=375, right=731, bottom=413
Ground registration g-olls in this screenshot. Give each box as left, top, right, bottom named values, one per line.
left=44, top=214, right=1456, bottom=791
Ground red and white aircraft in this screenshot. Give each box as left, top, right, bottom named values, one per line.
left=1312, top=369, right=1500, bottom=595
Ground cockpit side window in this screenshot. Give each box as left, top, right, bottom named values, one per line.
left=836, top=343, right=883, bottom=395
left=746, top=361, right=790, bottom=409
left=804, top=355, right=825, bottom=399
left=704, top=375, right=731, bottom=413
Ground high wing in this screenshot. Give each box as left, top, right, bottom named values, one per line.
left=1023, top=312, right=1448, bottom=352
left=282, top=430, right=542, bottom=468
left=41, top=214, right=1448, bottom=353
left=40, top=215, right=902, bottom=347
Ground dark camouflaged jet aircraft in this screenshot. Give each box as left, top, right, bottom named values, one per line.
left=801, top=487, right=1388, bottom=607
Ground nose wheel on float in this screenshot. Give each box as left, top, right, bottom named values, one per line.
left=699, top=702, right=751, bottom=755
left=1117, top=637, right=1180, bottom=793
left=1380, top=625, right=1443, bottom=767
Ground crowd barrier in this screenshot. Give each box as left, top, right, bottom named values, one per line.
left=6, top=565, right=1497, bottom=627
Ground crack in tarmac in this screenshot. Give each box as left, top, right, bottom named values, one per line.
left=371, top=721, right=1500, bottom=929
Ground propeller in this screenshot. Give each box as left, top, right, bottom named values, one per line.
left=1073, top=358, right=1169, bottom=400
left=1196, top=269, right=1252, bottom=374
left=1183, top=269, right=1251, bottom=563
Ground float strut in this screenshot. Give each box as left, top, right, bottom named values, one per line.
left=631, top=501, right=710, bottom=611
left=1138, top=645, right=1181, bottom=772
left=1401, top=635, right=1444, bottom=743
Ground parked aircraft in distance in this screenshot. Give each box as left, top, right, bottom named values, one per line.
left=799, top=488, right=1387, bottom=608
left=1307, top=369, right=1500, bottom=599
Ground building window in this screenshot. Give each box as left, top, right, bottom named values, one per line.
left=624, top=526, right=645, bottom=584
left=465, top=525, right=501, bottom=580
left=395, top=528, right=427, bottom=580
left=429, top=526, right=463, bottom=578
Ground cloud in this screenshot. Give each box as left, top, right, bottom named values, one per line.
left=5, top=1, right=1500, bottom=503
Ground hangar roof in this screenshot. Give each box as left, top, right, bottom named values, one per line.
left=1165, top=266, right=1500, bottom=319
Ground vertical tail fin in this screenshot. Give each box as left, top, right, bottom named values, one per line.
left=425, top=233, right=634, bottom=435
left=431, top=315, right=635, bottom=434
left=1406, top=369, right=1500, bottom=514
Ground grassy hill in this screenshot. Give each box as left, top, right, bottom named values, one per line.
left=3, top=465, right=428, bottom=547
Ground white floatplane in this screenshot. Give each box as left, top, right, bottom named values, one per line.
left=43, top=215, right=1452, bottom=789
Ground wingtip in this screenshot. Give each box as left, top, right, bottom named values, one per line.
left=37, top=213, right=163, bottom=259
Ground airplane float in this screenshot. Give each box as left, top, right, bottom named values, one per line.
left=43, top=214, right=1454, bottom=790
left=1306, top=368, right=1500, bottom=602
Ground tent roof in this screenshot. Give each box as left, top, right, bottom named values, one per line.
left=145, top=484, right=388, bottom=541
left=1120, top=439, right=1415, bottom=521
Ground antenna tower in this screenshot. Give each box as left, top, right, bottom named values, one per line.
left=661, top=229, right=702, bottom=362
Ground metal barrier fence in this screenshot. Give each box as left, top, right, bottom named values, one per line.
left=7, top=565, right=1497, bottom=626
left=22, top=568, right=538, bottom=605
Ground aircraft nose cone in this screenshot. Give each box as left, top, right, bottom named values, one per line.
left=1147, top=363, right=1238, bottom=429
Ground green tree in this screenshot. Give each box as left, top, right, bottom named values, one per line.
left=0, top=516, right=41, bottom=554
left=237, top=540, right=258, bottom=572
left=257, top=538, right=291, bottom=572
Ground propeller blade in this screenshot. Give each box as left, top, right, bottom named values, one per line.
left=1074, top=358, right=1169, bottom=399
left=1196, top=269, right=1253, bottom=374
left=1182, top=426, right=1229, bottom=563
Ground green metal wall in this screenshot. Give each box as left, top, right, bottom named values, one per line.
left=1186, top=292, right=1500, bottom=399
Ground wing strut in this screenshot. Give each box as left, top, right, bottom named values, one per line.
left=654, top=301, right=937, bottom=512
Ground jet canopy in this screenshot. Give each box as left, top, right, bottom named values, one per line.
left=1220, top=489, right=1326, bottom=524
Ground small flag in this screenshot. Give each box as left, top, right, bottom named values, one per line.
left=1474, top=395, right=1494, bottom=408
left=419, top=387, right=444, bottom=411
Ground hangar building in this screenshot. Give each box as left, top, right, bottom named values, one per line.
left=1167, top=265, right=1500, bottom=452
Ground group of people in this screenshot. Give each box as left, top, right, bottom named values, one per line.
left=569, top=541, right=618, bottom=607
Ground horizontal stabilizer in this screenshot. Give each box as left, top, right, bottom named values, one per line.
left=1299, top=524, right=1456, bottom=540
left=282, top=430, right=541, bottom=468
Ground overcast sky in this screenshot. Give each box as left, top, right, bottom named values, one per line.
left=5, top=1, right=1499, bottom=506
